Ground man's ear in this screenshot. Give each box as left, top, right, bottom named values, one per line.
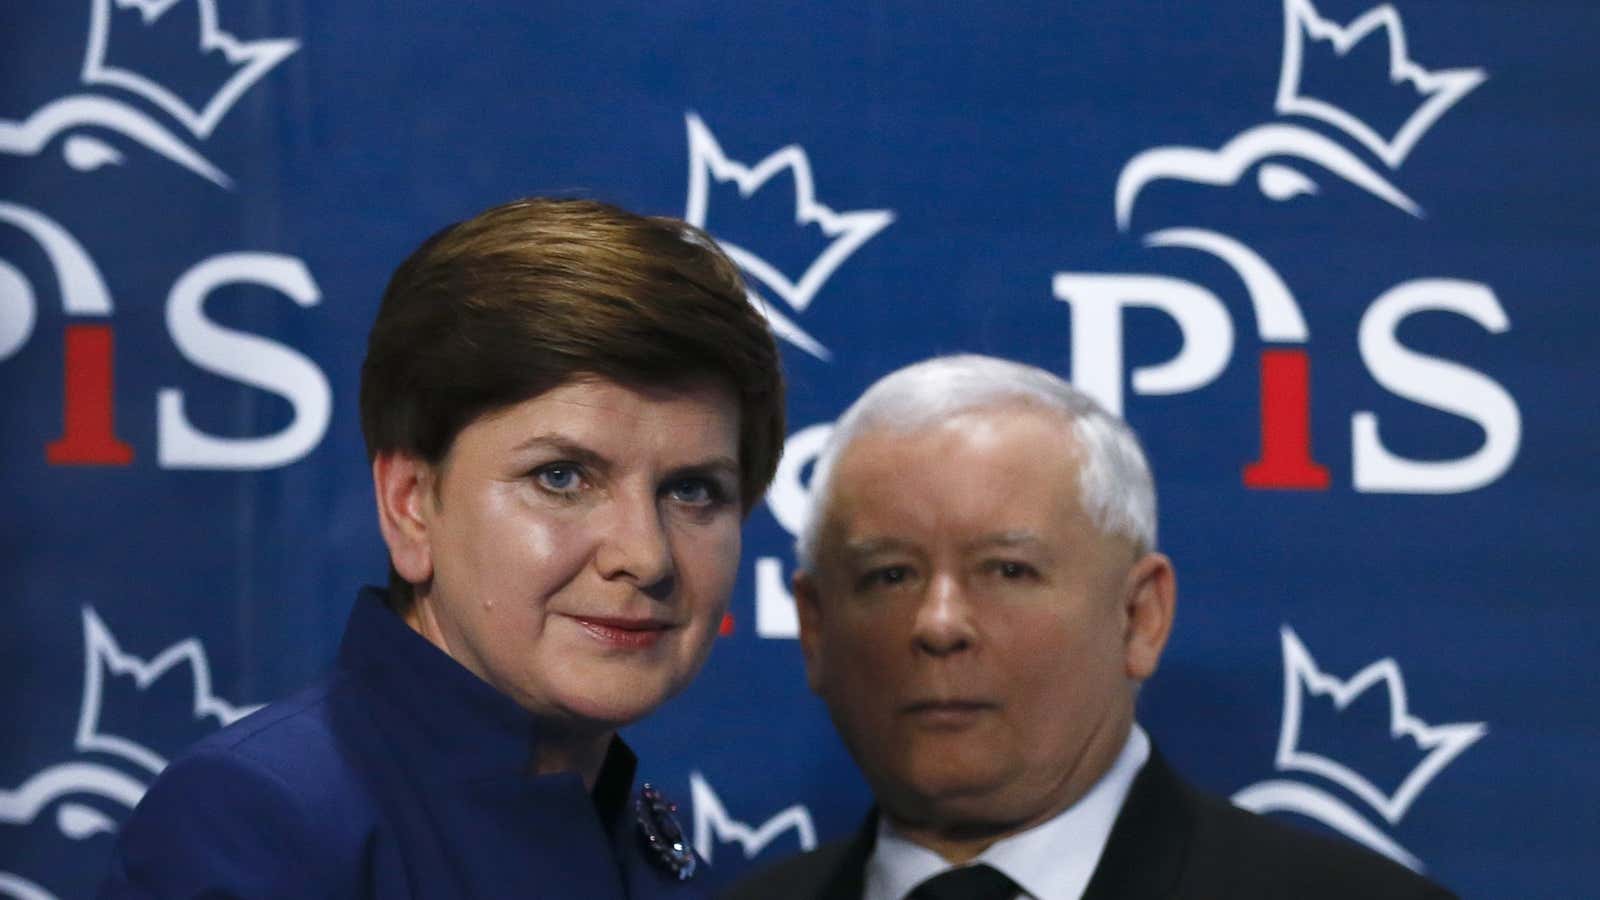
left=372, top=451, right=436, bottom=587
left=793, top=568, right=826, bottom=694
left=1122, top=551, right=1176, bottom=681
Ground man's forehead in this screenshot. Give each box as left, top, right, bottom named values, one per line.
left=836, top=530, right=1054, bottom=559
left=829, top=407, right=1084, bottom=489
left=814, top=412, right=1095, bottom=554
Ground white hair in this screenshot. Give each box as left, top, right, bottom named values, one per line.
left=797, top=354, right=1157, bottom=567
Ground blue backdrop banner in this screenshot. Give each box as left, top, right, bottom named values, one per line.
left=2, top=2, right=1596, bottom=897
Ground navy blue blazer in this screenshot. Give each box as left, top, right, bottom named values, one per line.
left=99, top=588, right=710, bottom=899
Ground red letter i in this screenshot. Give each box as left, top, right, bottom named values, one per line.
left=1243, top=348, right=1329, bottom=489
left=46, top=324, right=134, bottom=465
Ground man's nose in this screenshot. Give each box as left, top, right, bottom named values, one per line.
left=594, top=493, right=676, bottom=600
left=911, top=574, right=976, bottom=656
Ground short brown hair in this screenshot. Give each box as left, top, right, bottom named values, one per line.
left=361, top=198, right=786, bottom=601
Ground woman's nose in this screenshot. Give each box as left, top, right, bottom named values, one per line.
left=594, top=494, right=676, bottom=599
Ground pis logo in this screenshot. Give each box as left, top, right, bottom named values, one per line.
left=0, top=0, right=328, bottom=471
left=0, top=608, right=257, bottom=900
left=1232, top=627, right=1485, bottom=871
left=1054, top=0, right=1517, bottom=494
left=681, top=112, right=893, bottom=638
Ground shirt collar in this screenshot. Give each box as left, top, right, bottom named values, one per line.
left=865, top=725, right=1151, bottom=900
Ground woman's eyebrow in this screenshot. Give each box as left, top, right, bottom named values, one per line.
left=667, top=456, right=740, bottom=478
left=510, top=434, right=610, bottom=470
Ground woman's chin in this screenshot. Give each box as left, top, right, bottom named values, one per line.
left=545, top=680, right=679, bottom=733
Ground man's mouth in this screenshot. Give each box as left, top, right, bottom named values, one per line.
left=901, top=699, right=998, bottom=727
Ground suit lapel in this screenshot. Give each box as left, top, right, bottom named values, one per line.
left=825, top=757, right=1197, bottom=900
left=817, top=811, right=877, bottom=900
left=1081, top=748, right=1195, bottom=900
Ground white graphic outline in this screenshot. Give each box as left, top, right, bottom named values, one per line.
left=1232, top=627, right=1486, bottom=871
left=1232, top=779, right=1422, bottom=871
left=0, top=202, right=115, bottom=362
left=1143, top=227, right=1308, bottom=342
left=0, top=0, right=299, bottom=188
left=0, top=761, right=146, bottom=827
left=689, top=771, right=816, bottom=865
left=1276, top=0, right=1486, bottom=169
left=0, top=871, right=59, bottom=900
left=0, top=96, right=231, bottom=187
left=76, top=607, right=260, bottom=774
left=1273, top=626, right=1485, bottom=824
left=1116, top=123, right=1419, bottom=232
left=83, top=0, right=299, bottom=140
left=684, top=112, right=893, bottom=361
left=0, top=609, right=258, bottom=898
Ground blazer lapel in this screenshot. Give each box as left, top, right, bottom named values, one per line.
left=1081, top=748, right=1195, bottom=900
left=818, top=811, right=877, bottom=900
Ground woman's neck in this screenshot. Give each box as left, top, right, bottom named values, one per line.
left=530, top=728, right=615, bottom=791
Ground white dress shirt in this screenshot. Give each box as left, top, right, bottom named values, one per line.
left=862, top=724, right=1151, bottom=900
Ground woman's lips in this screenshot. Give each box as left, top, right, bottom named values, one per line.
left=572, top=615, right=673, bottom=649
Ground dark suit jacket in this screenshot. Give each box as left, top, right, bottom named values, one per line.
left=99, top=588, right=708, bottom=900
left=722, top=750, right=1454, bottom=900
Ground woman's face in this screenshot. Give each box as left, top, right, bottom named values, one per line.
left=397, top=376, right=743, bottom=731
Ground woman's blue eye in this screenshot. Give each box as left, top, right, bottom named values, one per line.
left=535, top=464, right=581, bottom=492
left=668, top=477, right=717, bottom=505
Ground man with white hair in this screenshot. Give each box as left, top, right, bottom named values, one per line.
left=725, top=355, right=1453, bottom=900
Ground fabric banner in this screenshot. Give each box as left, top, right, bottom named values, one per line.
left=2, top=2, right=1595, bottom=897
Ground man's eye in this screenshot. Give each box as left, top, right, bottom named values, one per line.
left=666, top=477, right=721, bottom=506
left=857, top=566, right=911, bottom=591
left=992, top=560, right=1039, bottom=580
left=533, top=463, right=583, bottom=493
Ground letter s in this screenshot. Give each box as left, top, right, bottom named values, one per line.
left=158, top=253, right=331, bottom=470
left=755, top=423, right=834, bottom=639
left=1352, top=279, right=1520, bottom=493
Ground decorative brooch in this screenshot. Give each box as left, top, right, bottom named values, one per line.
left=636, top=783, right=697, bottom=881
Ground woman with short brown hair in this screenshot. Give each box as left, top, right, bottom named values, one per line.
left=100, top=197, right=785, bottom=899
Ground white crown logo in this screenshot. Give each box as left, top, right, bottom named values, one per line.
left=0, top=606, right=260, bottom=865
left=76, top=606, right=260, bottom=774
left=1274, top=626, right=1484, bottom=823
left=82, top=0, right=299, bottom=140
left=1276, top=0, right=1485, bottom=168
left=1235, top=627, right=1485, bottom=870
left=689, top=771, right=816, bottom=864
left=684, top=112, right=893, bottom=361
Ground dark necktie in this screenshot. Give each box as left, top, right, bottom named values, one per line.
left=907, top=863, right=1020, bottom=900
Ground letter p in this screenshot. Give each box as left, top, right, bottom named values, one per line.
left=1052, top=273, right=1235, bottom=415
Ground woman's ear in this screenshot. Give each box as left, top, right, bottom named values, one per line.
left=372, top=452, right=436, bottom=586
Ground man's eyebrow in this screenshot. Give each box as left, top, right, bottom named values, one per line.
left=839, top=537, right=918, bottom=559
left=963, top=531, right=1049, bottom=553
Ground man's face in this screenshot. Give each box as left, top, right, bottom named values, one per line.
left=797, top=406, right=1171, bottom=836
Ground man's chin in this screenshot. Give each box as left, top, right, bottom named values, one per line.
left=878, top=769, right=1032, bottom=832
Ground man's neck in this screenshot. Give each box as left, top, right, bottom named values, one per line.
left=889, top=714, right=1136, bottom=864
left=864, top=726, right=1152, bottom=900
